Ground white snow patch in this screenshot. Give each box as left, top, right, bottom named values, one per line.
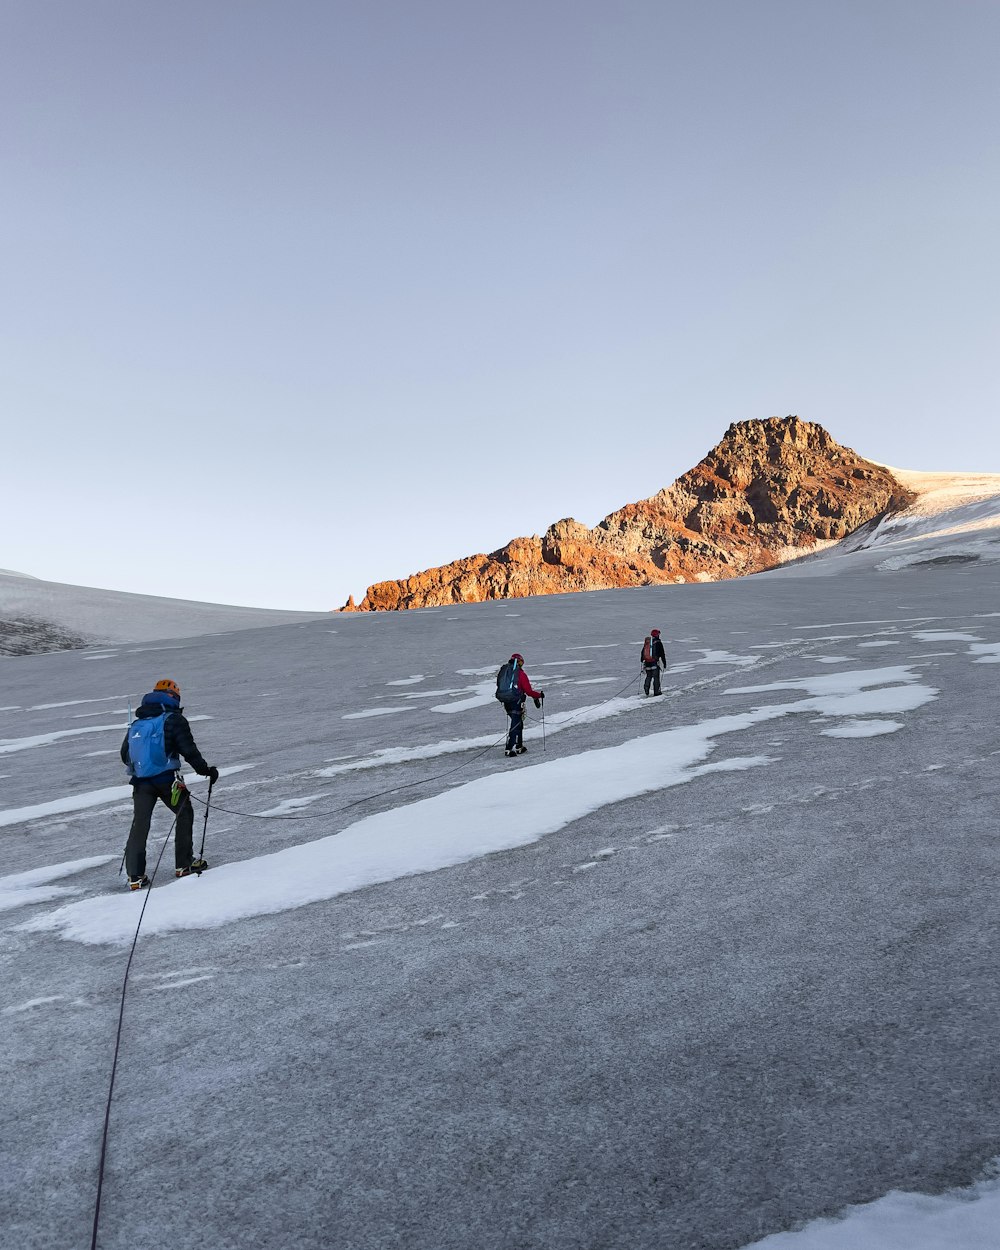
left=341, top=706, right=415, bottom=720
left=856, top=641, right=900, bottom=648
left=821, top=719, right=903, bottom=738
left=386, top=675, right=426, bottom=686
left=431, top=682, right=498, bottom=713
left=0, top=764, right=253, bottom=829
left=0, top=855, right=115, bottom=912
left=911, top=630, right=980, bottom=642
left=0, top=785, right=132, bottom=828
left=968, top=643, right=1000, bottom=664
left=740, top=1163, right=1000, bottom=1249
left=667, top=649, right=759, bottom=674
left=23, top=668, right=929, bottom=946
left=0, top=723, right=127, bottom=755
left=27, top=696, right=128, bottom=711
left=255, top=795, right=328, bottom=817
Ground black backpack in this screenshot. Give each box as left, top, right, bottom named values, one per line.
left=495, top=660, right=521, bottom=705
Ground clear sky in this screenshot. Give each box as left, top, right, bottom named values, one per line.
left=2, top=0, right=998, bottom=610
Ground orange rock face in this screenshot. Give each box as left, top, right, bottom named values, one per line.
left=342, top=417, right=913, bottom=612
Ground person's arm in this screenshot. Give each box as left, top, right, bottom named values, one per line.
left=517, top=670, right=543, bottom=700
left=166, top=712, right=211, bottom=775
left=120, top=733, right=130, bottom=768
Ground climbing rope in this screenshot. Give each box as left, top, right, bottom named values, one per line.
left=186, top=639, right=818, bottom=826
left=91, top=815, right=176, bottom=1250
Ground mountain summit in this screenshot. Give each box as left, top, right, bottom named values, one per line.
left=343, top=417, right=914, bottom=611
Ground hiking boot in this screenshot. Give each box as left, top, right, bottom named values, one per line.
left=515, top=744, right=528, bottom=754
left=504, top=749, right=516, bottom=757
left=127, top=875, right=150, bottom=892
left=175, top=858, right=208, bottom=878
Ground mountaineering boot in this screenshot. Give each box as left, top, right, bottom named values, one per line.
left=515, top=744, right=528, bottom=754
left=128, top=875, right=150, bottom=891
left=175, top=858, right=208, bottom=878
left=504, top=749, right=516, bottom=758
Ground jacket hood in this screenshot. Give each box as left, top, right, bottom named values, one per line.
left=137, top=691, right=182, bottom=717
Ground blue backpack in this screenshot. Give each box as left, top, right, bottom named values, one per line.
left=495, top=660, right=521, bottom=706
left=127, top=714, right=179, bottom=778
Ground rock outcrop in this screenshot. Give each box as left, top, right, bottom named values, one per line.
left=342, top=417, right=914, bottom=611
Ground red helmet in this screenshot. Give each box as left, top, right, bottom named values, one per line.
left=510, top=653, right=524, bottom=663
left=651, top=629, right=660, bottom=637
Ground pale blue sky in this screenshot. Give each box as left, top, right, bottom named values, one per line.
left=2, top=1, right=997, bottom=609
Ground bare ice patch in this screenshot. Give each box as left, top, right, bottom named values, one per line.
left=22, top=665, right=933, bottom=947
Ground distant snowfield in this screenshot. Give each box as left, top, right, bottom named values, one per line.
left=0, top=569, right=326, bottom=644
left=765, top=468, right=1000, bottom=579
left=22, top=666, right=936, bottom=946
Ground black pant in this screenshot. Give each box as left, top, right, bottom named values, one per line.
left=126, top=781, right=195, bottom=879
left=505, top=699, right=525, bottom=751
left=643, top=665, right=662, bottom=696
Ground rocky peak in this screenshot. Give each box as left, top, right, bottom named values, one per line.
left=342, top=417, right=914, bottom=611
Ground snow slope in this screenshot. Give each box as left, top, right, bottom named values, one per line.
left=2, top=490, right=1000, bottom=1249
left=0, top=567, right=327, bottom=646
left=768, top=468, right=1000, bottom=578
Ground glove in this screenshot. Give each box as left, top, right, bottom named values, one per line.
left=533, top=697, right=541, bottom=709
left=206, top=765, right=220, bottom=785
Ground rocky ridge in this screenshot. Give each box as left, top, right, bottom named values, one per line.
left=342, top=417, right=914, bottom=611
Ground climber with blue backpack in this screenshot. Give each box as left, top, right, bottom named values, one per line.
left=120, top=679, right=219, bottom=890
left=495, top=653, right=544, bottom=758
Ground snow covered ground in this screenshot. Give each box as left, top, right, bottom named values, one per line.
left=0, top=567, right=327, bottom=648
left=2, top=478, right=1000, bottom=1249
left=766, top=468, right=1000, bottom=579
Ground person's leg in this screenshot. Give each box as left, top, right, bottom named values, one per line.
left=643, top=667, right=652, bottom=695
left=505, top=707, right=518, bottom=753
left=125, top=787, right=157, bottom=880
left=507, top=705, right=522, bottom=750
left=652, top=667, right=662, bottom=695
left=173, top=791, right=195, bottom=869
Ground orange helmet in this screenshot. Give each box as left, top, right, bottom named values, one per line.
left=153, top=679, right=181, bottom=698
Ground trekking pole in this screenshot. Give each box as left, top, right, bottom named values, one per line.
left=541, top=701, right=546, bottom=753
left=198, top=779, right=214, bottom=862
left=119, top=698, right=134, bottom=876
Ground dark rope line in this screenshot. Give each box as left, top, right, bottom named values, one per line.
left=186, top=639, right=817, bottom=826
left=86, top=632, right=831, bottom=1250
left=186, top=669, right=641, bottom=824
left=91, top=815, right=177, bottom=1250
